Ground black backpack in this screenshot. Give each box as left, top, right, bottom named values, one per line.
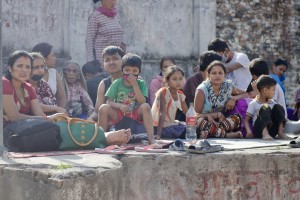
left=4, top=118, right=62, bottom=152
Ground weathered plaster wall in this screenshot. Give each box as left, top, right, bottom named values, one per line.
left=2, top=0, right=216, bottom=80
left=216, top=0, right=300, bottom=105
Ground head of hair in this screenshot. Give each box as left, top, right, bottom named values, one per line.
left=82, top=60, right=102, bottom=76
left=164, top=65, right=184, bottom=82
left=102, top=45, right=125, bottom=58
left=274, top=58, right=289, bottom=68
left=5, top=50, right=33, bottom=80
left=30, top=52, right=46, bottom=65
left=199, top=51, right=222, bottom=72
left=249, top=58, right=269, bottom=77
left=93, top=0, right=100, bottom=3
left=159, top=56, right=176, bottom=70
left=62, top=61, right=87, bottom=91
left=256, top=75, right=277, bottom=92
left=32, top=43, right=53, bottom=58
left=208, top=38, right=229, bottom=52
left=121, top=53, right=142, bottom=72
left=206, top=60, right=226, bottom=74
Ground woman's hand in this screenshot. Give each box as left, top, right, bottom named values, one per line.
left=207, top=115, right=217, bottom=126
left=225, top=98, right=236, bottom=111
left=217, top=112, right=226, bottom=121
left=120, top=43, right=126, bottom=53
left=55, top=106, right=67, bottom=114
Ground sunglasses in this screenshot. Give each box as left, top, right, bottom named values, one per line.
left=32, top=65, right=45, bottom=70
left=64, top=69, right=79, bottom=74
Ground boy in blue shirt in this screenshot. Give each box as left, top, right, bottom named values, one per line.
left=98, top=53, right=156, bottom=145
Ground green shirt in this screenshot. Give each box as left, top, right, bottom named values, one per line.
left=105, top=78, right=148, bottom=111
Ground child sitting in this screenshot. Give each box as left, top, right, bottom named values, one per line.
left=245, top=75, right=290, bottom=140
left=98, top=53, right=156, bottom=145
left=151, top=66, right=188, bottom=139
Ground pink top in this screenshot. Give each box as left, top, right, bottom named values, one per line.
left=85, top=11, right=124, bottom=66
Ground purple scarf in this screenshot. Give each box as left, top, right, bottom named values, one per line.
left=97, top=6, right=117, bottom=17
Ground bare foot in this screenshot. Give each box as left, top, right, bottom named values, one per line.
left=246, top=132, right=254, bottom=139
left=278, top=131, right=291, bottom=140
left=262, top=134, right=274, bottom=140
left=200, top=131, right=209, bottom=139
left=262, top=128, right=274, bottom=140
left=226, top=131, right=243, bottom=139
left=105, top=129, right=132, bottom=146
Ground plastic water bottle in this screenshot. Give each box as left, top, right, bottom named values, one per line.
left=186, top=103, right=197, bottom=142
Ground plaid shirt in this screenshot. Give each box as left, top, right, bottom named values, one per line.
left=85, top=11, right=124, bottom=65
left=67, top=83, right=94, bottom=116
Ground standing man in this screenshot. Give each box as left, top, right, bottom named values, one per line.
left=208, top=38, right=252, bottom=91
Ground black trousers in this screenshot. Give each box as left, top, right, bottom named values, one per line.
left=254, top=104, right=286, bottom=138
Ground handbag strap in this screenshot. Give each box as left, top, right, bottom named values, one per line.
left=67, top=118, right=98, bottom=147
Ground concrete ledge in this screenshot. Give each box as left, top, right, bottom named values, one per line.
left=0, top=147, right=300, bottom=200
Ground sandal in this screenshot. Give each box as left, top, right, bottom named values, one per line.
left=187, top=140, right=224, bottom=154
left=95, top=145, right=126, bottom=154
left=288, top=136, right=300, bottom=148
left=169, top=139, right=185, bottom=151
left=134, top=144, right=168, bottom=153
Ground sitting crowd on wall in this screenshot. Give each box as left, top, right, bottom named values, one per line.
left=3, top=37, right=300, bottom=149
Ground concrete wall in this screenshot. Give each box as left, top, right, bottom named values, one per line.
left=1, top=151, right=300, bottom=200
left=2, top=0, right=216, bottom=81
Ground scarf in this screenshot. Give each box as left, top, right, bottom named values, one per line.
left=205, top=80, right=233, bottom=112
left=97, top=6, right=117, bottom=17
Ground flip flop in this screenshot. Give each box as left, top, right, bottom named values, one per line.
left=187, top=140, right=224, bottom=154
left=134, top=144, right=169, bottom=153
left=288, top=137, right=300, bottom=148
left=169, top=139, right=185, bottom=151
left=95, top=145, right=126, bottom=154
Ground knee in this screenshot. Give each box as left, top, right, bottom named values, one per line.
left=139, top=103, right=151, bottom=112
left=99, top=104, right=111, bottom=114
left=273, top=104, right=284, bottom=111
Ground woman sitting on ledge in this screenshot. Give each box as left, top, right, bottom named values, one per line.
left=194, top=61, right=249, bottom=139
left=2, top=50, right=50, bottom=125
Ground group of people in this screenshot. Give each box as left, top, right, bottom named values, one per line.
left=2, top=0, right=299, bottom=150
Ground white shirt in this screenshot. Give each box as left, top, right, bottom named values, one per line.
left=273, top=83, right=287, bottom=118
left=45, top=68, right=57, bottom=95
left=225, top=52, right=252, bottom=91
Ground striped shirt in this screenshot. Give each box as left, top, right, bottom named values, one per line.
left=85, top=11, right=124, bottom=67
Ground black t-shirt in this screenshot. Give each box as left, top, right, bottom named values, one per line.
left=87, top=74, right=108, bottom=106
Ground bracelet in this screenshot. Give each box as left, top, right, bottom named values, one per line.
left=229, top=97, right=236, bottom=101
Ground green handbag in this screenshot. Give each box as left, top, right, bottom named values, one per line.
left=53, top=114, right=107, bottom=150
